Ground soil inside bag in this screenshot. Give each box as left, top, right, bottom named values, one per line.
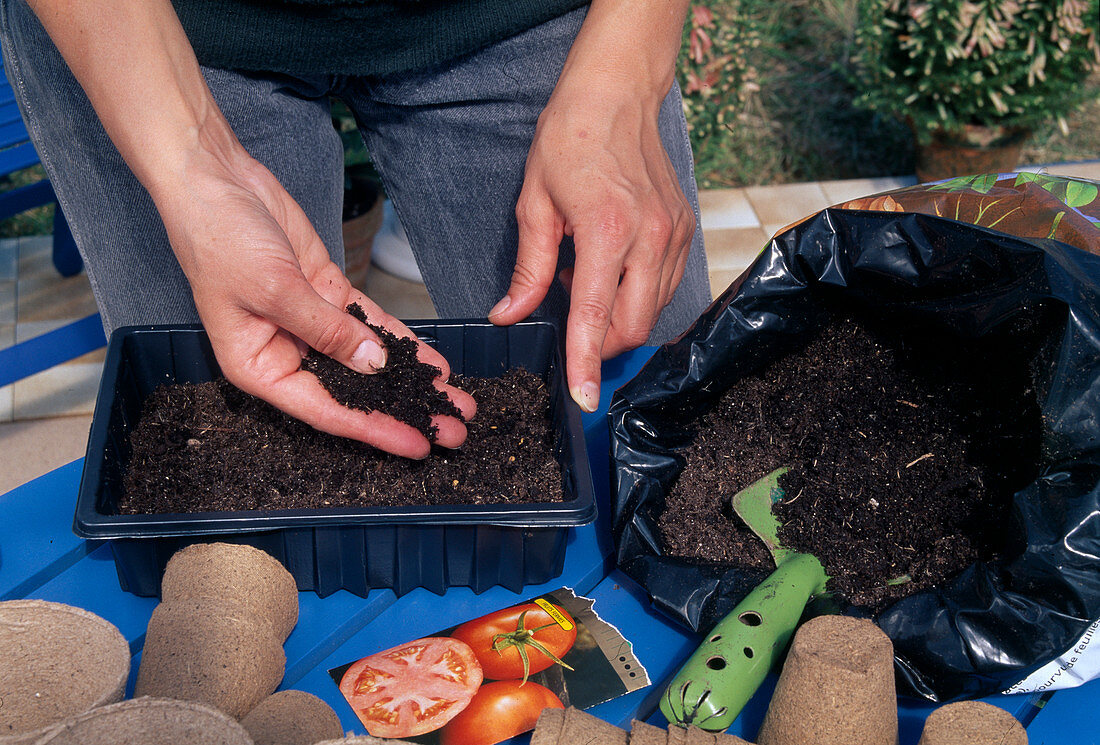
left=658, top=309, right=1044, bottom=611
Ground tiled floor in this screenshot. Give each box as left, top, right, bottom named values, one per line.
left=2, top=162, right=1098, bottom=492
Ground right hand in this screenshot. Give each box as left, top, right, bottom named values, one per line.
left=156, top=145, right=476, bottom=459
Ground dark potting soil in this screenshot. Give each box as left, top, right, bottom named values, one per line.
left=658, top=311, right=1045, bottom=611
left=299, top=303, right=462, bottom=440
left=120, top=368, right=564, bottom=514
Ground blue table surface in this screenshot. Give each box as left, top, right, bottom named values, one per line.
left=1, top=346, right=1089, bottom=743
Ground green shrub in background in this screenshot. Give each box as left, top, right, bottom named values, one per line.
left=0, top=165, right=54, bottom=239
left=852, top=0, right=1100, bottom=143
left=677, top=1, right=767, bottom=187
left=677, top=0, right=920, bottom=186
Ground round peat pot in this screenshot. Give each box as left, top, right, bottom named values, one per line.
left=135, top=598, right=285, bottom=719
left=0, top=600, right=130, bottom=745
left=35, top=697, right=253, bottom=745
left=240, top=690, right=344, bottom=745
left=917, top=701, right=1026, bottom=745
left=756, top=616, right=896, bottom=745
left=161, top=542, right=298, bottom=642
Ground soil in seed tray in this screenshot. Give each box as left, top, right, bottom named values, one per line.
left=121, top=368, right=564, bottom=514
left=657, top=309, right=1050, bottom=611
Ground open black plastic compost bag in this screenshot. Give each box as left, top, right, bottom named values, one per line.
left=610, top=173, right=1100, bottom=702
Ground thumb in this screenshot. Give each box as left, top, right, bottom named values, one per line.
left=489, top=188, right=563, bottom=324
left=268, top=284, right=387, bottom=374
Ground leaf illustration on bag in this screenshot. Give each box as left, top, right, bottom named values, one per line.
left=930, top=173, right=999, bottom=194
left=1013, top=171, right=1055, bottom=188
left=1060, top=181, right=1099, bottom=209
left=1015, top=172, right=1099, bottom=210
left=1047, top=211, right=1066, bottom=239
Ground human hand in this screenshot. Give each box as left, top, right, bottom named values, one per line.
left=157, top=149, right=476, bottom=458
left=25, top=0, right=473, bottom=457
left=489, top=81, right=694, bottom=413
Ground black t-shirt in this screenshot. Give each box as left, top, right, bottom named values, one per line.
left=172, top=0, right=588, bottom=77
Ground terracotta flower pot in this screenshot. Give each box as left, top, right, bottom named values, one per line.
left=342, top=165, right=385, bottom=293
left=914, top=124, right=1031, bottom=183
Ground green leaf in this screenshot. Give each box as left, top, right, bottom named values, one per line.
left=1061, top=181, right=1099, bottom=209
left=1012, top=172, right=1100, bottom=210
left=1013, top=171, right=1046, bottom=186
left=929, top=175, right=977, bottom=192
left=1046, top=211, right=1065, bottom=239
left=971, top=173, right=998, bottom=194
left=930, top=173, right=998, bottom=194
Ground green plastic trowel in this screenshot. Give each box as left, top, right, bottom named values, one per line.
left=659, top=467, right=828, bottom=731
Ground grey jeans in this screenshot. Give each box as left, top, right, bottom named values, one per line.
left=0, top=1, right=711, bottom=343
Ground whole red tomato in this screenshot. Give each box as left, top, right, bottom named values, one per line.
left=450, top=601, right=578, bottom=681
left=338, top=637, right=483, bottom=738
left=439, top=679, right=564, bottom=745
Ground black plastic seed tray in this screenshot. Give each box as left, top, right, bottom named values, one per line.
left=74, top=320, right=596, bottom=598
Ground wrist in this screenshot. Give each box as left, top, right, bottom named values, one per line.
left=142, top=112, right=257, bottom=216
left=139, top=102, right=242, bottom=192
left=557, top=56, right=673, bottom=114
left=557, top=0, right=688, bottom=109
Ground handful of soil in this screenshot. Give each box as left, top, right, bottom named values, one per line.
left=121, top=367, right=563, bottom=514
left=658, top=311, right=1044, bottom=611
left=300, top=303, right=462, bottom=440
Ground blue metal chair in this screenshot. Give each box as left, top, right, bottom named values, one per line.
left=0, top=52, right=82, bottom=277
left=0, top=48, right=103, bottom=389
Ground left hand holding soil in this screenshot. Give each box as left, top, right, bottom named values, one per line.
left=204, top=260, right=474, bottom=459
left=165, top=162, right=470, bottom=459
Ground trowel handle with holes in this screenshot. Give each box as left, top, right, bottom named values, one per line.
left=659, top=552, right=826, bottom=732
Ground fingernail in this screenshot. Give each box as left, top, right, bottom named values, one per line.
left=351, top=339, right=386, bottom=373
left=572, top=382, right=600, bottom=413
left=488, top=295, right=511, bottom=319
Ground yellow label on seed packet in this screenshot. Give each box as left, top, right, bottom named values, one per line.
left=535, top=597, right=575, bottom=631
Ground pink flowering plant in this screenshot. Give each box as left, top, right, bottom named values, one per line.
left=852, top=0, right=1100, bottom=144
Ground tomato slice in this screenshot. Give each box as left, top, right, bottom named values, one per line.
left=439, top=680, right=565, bottom=745
left=338, top=637, right=484, bottom=738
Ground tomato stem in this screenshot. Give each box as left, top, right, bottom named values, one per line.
left=490, top=610, right=576, bottom=685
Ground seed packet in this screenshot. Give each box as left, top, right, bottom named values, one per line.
left=329, top=588, right=648, bottom=744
